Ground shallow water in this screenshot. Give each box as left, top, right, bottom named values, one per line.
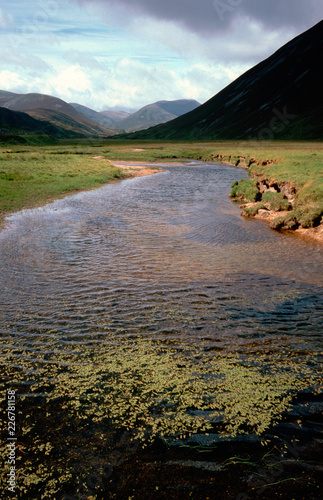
left=0, top=162, right=322, bottom=494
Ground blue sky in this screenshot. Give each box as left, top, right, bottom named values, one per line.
left=0, top=0, right=322, bottom=111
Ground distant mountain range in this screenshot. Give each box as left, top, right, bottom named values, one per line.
left=69, top=103, right=130, bottom=127
left=0, top=92, right=201, bottom=142
left=1, top=21, right=322, bottom=144
left=111, top=100, right=201, bottom=132
left=0, top=91, right=115, bottom=137
left=126, top=20, right=323, bottom=141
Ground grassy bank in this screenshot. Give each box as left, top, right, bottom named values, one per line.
left=228, top=149, right=323, bottom=230
left=0, top=148, right=127, bottom=227
left=1, top=141, right=322, bottom=233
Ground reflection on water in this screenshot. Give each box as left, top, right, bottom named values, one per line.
left=0, top=162, right=322, bottom=496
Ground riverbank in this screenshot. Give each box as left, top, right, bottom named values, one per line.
left=239, top=201, right=323, bottom=243
left=0, top=151, right=160, bottom=231
left=1, top=141, right=322, bottom=243
left=225, top=152, right=323, bottom=244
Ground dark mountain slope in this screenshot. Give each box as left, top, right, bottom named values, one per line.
left=0, top=106, right=76, bottom=140
left=127, top=21, right=323, bottom=141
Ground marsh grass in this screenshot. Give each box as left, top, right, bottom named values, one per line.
left=0, top=150, right=126, bottom=225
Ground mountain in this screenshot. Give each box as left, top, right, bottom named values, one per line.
left=114, top=99, right=201, bottom=132
left=0, top=91, right=116, bottom=137
left=126, top=21, right=323, bottom=141
left=69, top=103, right=125, bottom=127
left=100, top=110, right=131, bottom=123
left=0, top=106, right=77, bottom=142
left=70, top=104, right=131, bottom=126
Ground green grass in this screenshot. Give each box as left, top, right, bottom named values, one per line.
left=230, top=179, right=260, bottom=202
left=261, top=192, right=291, bottom=211
left=0, top=149, right=126, bottom=226
left=243, top=203, right=267, bottom=217
left=226, top=144, right=323, bottom=229
left=250, top=153, right=323, bottom=225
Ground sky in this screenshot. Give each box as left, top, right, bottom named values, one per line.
left=0, top=1, right=322, bottom=112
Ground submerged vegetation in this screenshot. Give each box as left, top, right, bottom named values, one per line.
left=1, top=338, right=321, bottom=497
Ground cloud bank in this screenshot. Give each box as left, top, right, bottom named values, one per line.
left=76, top=0, right=323, bottom=35
left=0, top=0, right=322, bottom=110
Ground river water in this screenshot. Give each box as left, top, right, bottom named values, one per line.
left=0, top=162, right=322, bottom=495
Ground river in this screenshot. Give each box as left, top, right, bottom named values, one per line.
left=0, top=161, right=322, bottom=498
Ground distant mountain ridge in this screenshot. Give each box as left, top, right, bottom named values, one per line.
left=0, top=91, right=116, bottom=137
left=100, top=110, right=131, bottom=122
left=69, top=103, right=130, bottom=127
left=126, top=21, right=323, bottom=141
left=0, top=90, right=200, bottom=139
left=114, top=99, right=201, bottom=132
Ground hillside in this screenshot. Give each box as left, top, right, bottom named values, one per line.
left=126, top=21, right=323, bottom=141
left=69, top=103, right=122, bottom=127
left=0, top=106, right=77, bottom=142
left=70, top=104, right=131, bottom=126
left=100, top=110, right=131, bottom=123
left=115, top=99, right=201, bottom=132
left=0, top=91, right=116, bottom=137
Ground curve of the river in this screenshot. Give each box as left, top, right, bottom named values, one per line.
left=0, top=161, right=322, bottom=495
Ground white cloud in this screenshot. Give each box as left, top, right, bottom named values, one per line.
left=0, top=70, right=25, bottom=90
left=0, top=1, right=320, bottom=111
left=50, top=65, right=92, bottom=96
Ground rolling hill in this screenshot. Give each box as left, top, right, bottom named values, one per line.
left=114, top=99, right=201, bottom=132
left=0, top=106, right=78, bottom=142
left=0, top=91, right=116, bottom=137
left=125, top=21, right=323, bottom=141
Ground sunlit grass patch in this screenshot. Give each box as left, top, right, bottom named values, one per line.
left=0, top=151, right=126, bottom=225
left=230, top=179, right=260, bottom=202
